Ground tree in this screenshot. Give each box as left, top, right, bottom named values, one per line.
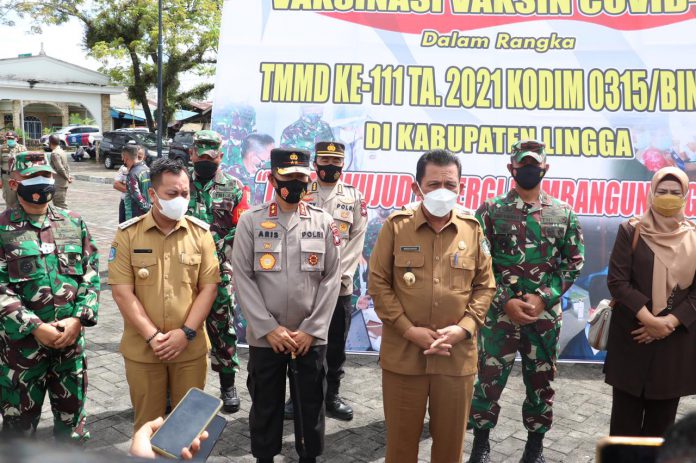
left=2, top=0, right=221, bottom=133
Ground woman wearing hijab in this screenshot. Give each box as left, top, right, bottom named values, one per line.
left=606, top=166, right=696, bottom=437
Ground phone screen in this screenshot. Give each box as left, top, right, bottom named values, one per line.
left=597, top=437, right=663, bottom=463
left=151, top=388, right=222, bottom=458
left=192, top=414, right=227, bottom=462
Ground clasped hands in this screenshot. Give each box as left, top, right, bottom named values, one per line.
left=404, top=325, right=471, bottom=357
left=266, top=326, right=315, bottom=356
left=503, top=294, right=546, bottom=325
left=632, top=312, right=679, bottom=344
left=33, top=317, right=82, bottom=349
left=149, top=329, right=189, bottom=361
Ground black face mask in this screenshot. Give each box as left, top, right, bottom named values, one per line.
left=17, top=182, right=55, bottom=205
left=274, top=178, right=308, bottom=204
left=512, top=165, right=545, bottom=190
left=316, top=164, right=343, bottom=183
left=194, top=160, right=218, bottom=181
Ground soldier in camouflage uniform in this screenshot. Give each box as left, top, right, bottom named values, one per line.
left=187, top=130, right=245, bottom=413
left=123, top=144, right=151, bottom=221
left=468, top=140, right=584, bottom=463
left=0, top=152, right=99, bottom=441
left=226, top=133, right=274, bottom=206
left=1, top=131, right=27, bottom=209
left=220, top=104, right=256, bottom=168
left=280, top=105, right=334, bottom=152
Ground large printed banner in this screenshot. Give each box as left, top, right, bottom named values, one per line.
left=212, top=0, right=696, bottom=362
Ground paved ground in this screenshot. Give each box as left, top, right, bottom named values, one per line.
left=3, top=158, right=695, bottom=462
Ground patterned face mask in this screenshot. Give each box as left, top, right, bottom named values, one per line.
left=17, top=176, right=56, bottom=205
left=274, top=178, right=308, bottom=204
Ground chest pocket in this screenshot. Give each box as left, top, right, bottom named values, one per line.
left=301, top=239, right=325, bottom=272
left=6, top=246, right=44, bottom=283
left=394, top=252, right=425, bottom=290
left=57, top=244, right=84, bottom=276
left=449, top=253, right=475, bottom=291
left=180, top=253, right=202, bottom=283
left=492, top=221, right=522, bottom=254
left=132, top=253, right=158, bottom=286
left=213, top=200, right=235, bottom=230
left=333, top=208, right=353, bottom=240
left=541, top=210, right=568, bottom=240
left=254, top=240, right=282, bottom=272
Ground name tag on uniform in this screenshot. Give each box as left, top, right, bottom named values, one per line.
left=40, top=243, right=56, bottom=255
left=400, top=246, right=420, bottom=252
left=134, top=249, right=153, bottom=253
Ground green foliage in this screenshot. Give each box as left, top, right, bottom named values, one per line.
left=68, top=113, right=96, bottom=125
left=3, top=0, right=222, bottom=132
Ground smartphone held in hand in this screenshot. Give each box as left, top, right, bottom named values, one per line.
left=150, top=388, right=223, bottom=459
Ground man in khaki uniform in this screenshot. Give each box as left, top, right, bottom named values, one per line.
left=48, top=135, right=72, bottom=208
left=284, top=141, right=366, bottom=421
left=1, top=131, right=26, bottom=209
left=232, top=148, right=341, bottom=463
left=108, top=158, right=220, bottom=430
left=369, top=149, right=496, bottom=463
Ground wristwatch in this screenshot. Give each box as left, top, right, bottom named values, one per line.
left=181, top=325, right=197, bottom=341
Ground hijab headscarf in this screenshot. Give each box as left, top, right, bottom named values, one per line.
left=629, top=167, right=696, bottom=314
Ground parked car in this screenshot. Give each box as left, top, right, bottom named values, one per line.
left=66, top=132, right=102, bottom=148
left=100, top=131, right=169, bottom=169
left=40, top=125, right=101, bottom=148
left=168, top=131, right=195, bottom=165
left=114, top=127, right=150, bottom=133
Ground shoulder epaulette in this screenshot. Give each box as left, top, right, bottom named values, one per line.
left=455, top=205, right=477, bottom=220
left=118, top=215, right=146, bottom=230
left=249, top=203, right=267, bottom=213
left=456, top=212, right=480, bottom=224
left=388, top=209, right=414, bottom=221
left=185, top=215, right=211, bottom=230
left=306, top=203, right=325, bottom=213
left=401, top=201, right=420, bottom=211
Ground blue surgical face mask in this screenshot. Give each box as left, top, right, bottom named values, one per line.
left=6, top=139, right=16, bottom=148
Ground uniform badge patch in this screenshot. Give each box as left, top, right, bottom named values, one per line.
left=330, top=222, right=341, bottom=247
left=480, top=237, right=491, bottom=257
left=108, top=246, right=117, bottom=262
left=260, top=221, right=277, bottom=229
left=259, top=253, right=276, bottom=270
left=339, top=223, right=349, bottom=233
left=340, top=211, right=350, bottom=219
left=360, top=199, right=367, bottom=217
left=307, top=254, right=319, bottom=266
left=263, top=242, right=272, bottom=249
left=19, top=259, right=35, bottom=275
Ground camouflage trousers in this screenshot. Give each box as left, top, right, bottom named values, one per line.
left=0, top=332, right=89, bottom=441
left=206, top=279, right=239, bottom=375
left=469, top=303, right=562, bottom=434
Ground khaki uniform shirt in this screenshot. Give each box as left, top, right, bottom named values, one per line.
left=369, top=204, right=496, bottom=376
left=304, top=180, right=367, bottom=296
left=232, top=201, right=341, bottom=347
left=107, top=211, right=221, bottom=363
left=49, top=147, right=71, bottom=188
